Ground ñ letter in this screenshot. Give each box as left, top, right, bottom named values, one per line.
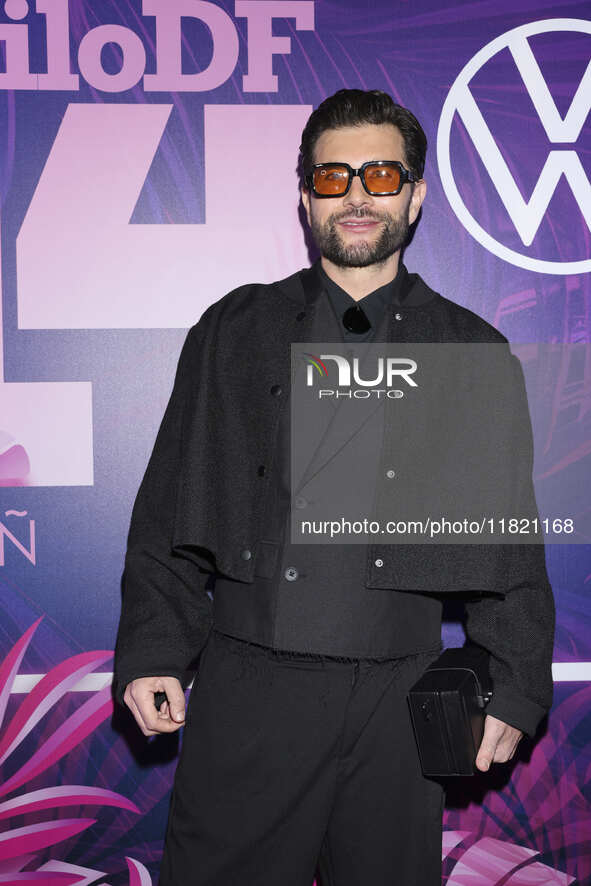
left=0, top=516, right=36, bottom=565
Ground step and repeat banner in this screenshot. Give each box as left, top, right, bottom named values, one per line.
left=0, top=1, right=589, bottom=883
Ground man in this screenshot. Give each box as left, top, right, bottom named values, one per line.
left=114, top=89, right=555, bottom=885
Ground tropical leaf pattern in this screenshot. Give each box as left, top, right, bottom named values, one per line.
left=0, top=618, right=145, bottom=884
left=1, top=618, right=584, bottom=883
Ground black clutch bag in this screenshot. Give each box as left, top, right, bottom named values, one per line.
left=407, top=644, right=493, bottom=776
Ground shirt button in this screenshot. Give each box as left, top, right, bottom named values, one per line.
left=295, top=496, right=308, bottom=509
left=374, top=558, right=384, bottom=567
left=386, top=469, right=396, bottom=478
left=270, top=384, right=282, bottom=396
left=394, top=312, right=403, bottom=321
left=284, top=566, right=299, bottom=581
left=241, top=548, right=252, bottom=560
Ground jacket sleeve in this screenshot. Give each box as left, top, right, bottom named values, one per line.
left=113, top=319, right=214, bottom=708
left=463, top=350, right=556, bottom=740
left=463, top=580, right=556, bottom=739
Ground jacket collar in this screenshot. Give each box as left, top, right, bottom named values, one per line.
left=275, top=258, right=439, bottom=310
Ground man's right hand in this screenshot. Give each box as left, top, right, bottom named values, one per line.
left=124, top=676, right=186, bottom=736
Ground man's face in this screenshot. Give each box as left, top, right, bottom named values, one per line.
left=301, top=123, right=426, bottom=268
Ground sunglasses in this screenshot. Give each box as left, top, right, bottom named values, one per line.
left=306, top=160, right=418, bottom=198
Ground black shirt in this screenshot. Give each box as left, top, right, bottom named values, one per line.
left=317, top=260, right=406, bottom=343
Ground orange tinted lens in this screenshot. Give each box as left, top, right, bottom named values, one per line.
left=364, top=163, right=401, bottom=193
left=313, top=165, right=349, bottom=194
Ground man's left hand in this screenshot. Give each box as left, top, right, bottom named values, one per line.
left=475, top=714, right=523, bottom=772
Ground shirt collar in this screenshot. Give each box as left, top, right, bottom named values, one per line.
left=316, top=259, right=408, bottom=334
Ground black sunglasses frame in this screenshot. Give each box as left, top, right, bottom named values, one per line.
left=305, top=160, right=418, bottom=198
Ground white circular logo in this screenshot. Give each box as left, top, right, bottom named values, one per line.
left=437, top=19, right=591, bottom=275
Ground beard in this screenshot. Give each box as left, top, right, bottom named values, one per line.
left=309, top=207, right=410, bottom=268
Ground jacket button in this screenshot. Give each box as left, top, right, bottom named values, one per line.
left=296, top=310, right=306, bottom=321
left=241, top=548, right=252, bottom=560
left=394, top=312, right=402, bottom=321
left=386, top=469, right=396, bottom=478
left=284, top=566, right=298, bottom=581
left=295, top=496, right=307, bottom=509
left=375, top=558, right=384, bottom=567
left=270, top=384, right=282, bottom=396
left=257, top=465, right=266, bottom=476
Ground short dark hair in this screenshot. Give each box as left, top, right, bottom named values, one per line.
left=299, top=89, right=427, bottom=186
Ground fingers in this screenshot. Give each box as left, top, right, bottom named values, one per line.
left=475, top=742, right=495, bottom=772
left=160, top=676, right=187, bottom=725
left=475, top=715, right=500, bottom=771
left=125, top=689, right=161, bottom=736
left=475, top=715, right=524, bottom=771
left=124, top=676, right=186, bottom=736
left=507, top=732, right=523, bottom=761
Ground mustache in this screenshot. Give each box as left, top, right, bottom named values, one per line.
left=331, top=210, right=387, bottom=223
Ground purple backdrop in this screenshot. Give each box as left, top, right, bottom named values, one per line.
left=0, top=1, right=589, bottom=883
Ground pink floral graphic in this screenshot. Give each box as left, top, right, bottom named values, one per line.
left=0, top=431, right=30, bottom=486
left=0, top=617, right=150, bottom=884
left=0, top=617, right=585, bottom=884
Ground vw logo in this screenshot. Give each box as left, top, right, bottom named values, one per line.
left=437, top=19, right=591, bottom=275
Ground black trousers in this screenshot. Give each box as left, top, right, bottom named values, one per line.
left=159, top=629, right=445, bottom=886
